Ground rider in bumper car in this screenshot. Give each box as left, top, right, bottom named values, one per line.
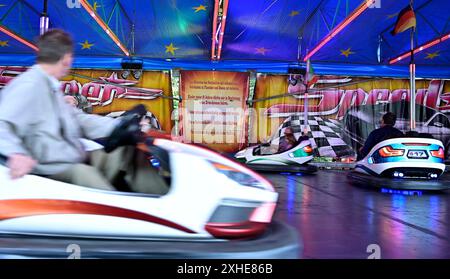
left=357, top=112, right=404, bottom=160
left=0, top=29, right=166, bottom=194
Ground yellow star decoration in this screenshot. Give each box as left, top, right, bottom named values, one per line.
left=340, top=47, right=355, bottom=58
left=93, top=2, right=101, bottom=11
left=255, top=47, right=270, bottom=55
left=289, top=10, right=300, bottom=17
left=193, top=5, right=207, bottom=12
left=79, top=40, right=94, bottom=50
left=386, top=13, right=398, bottom=19
left=165, top=43, right=179, bottom=56
left=0, top=40, right=9, bottom=47
left=425, top=51, right=440, bottom=60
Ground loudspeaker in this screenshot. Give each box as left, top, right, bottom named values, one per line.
left=288, top=67, right=306, bottom=75
left=121, top=58, right=143, bottom=70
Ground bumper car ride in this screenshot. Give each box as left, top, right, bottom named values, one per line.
left=348, top=137, right=449, bottom=190
left=0, top=106, right=300, bottom=258
left=235, top=140, right=317, bottom=174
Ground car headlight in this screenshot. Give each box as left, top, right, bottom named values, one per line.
left=211, top=162, right=267, bottom=190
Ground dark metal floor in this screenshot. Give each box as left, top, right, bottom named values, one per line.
left=267, top=170, right=450, bottom=259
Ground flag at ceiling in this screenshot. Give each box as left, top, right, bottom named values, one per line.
left=390, top=5, right=416, bottom=36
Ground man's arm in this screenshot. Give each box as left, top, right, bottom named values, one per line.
left=0, top=81, right=41, bottom=178
left=0, top=122, right=31, bottom=157
left=0, top=82, right=41, bottom=157
left=277, top=139, right=288, bottom=153
left=7, top=154, right=37, bottom=179
left=359, top=131, right=377, bottom=159
left=72, top=108, right=120, bottom=139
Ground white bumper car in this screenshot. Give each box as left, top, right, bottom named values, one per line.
left=0, top=106, right=300, bottom=258
left=235, top=138, right=317, bottom=174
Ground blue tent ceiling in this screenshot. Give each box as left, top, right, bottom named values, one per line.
left=0, top=0, right=448, bottom=77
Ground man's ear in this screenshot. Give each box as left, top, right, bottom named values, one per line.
left=61, top=53, right=73, bottom=66
left=63, top=53, right=70, bottom=62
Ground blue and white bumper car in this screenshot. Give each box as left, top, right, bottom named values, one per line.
left=348, top=137, right=449, bottom=190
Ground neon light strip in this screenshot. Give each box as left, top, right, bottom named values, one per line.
left=79, top=0, right=130, bottom=56
left=303, top=0, right=375, bottom=61
left=389, top=32, right=450, bottom=64
left=210, top=0, right=220, bottom=60
left=0, top=24, right=38, bottom=51
left=216, top=0, right=229, bottom=60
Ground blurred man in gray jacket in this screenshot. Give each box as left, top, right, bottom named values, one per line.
left=0, top=29, right=167, bottom=194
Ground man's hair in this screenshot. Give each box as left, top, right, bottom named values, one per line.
left=284, top=127, right=294, bottom=134
left=36, top=29, right=73, bottom=64
left=382, top=112, right=397, bottom=126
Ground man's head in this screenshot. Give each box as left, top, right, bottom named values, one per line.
left=381, top=112, right=397, bottom=126
left=283, top=127, right=297, bottom=145
left=284, top=127, right=294, bottom=136
left=36, top=29, right=74, bottom=79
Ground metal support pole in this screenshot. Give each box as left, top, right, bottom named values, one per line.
left=40, top=0, right=49, bottom=35
left=409, top=28, right=416, bottom=130
left=304, top=59, right=310, bottom=132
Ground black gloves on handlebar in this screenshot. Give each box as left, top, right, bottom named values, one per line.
left=103, top=104, right=147, bottom=153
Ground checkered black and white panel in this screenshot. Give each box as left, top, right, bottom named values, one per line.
left=275, top=115, right=355, bottom=158
left=105, top=110, right=162, bottom=130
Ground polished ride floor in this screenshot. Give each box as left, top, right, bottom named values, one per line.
left=1, top=169, right=449, bottom=259
left=267, top=170, right=450, bottom=259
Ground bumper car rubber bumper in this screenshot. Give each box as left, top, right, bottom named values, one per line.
left=246, top=164, right=317, bottom=174
left=0, top=221, right=301, bottom=259
left=347, top=171, right=450, bottom=191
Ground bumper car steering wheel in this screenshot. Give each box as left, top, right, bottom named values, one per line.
left=103, top=104, right=147, bottom=153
